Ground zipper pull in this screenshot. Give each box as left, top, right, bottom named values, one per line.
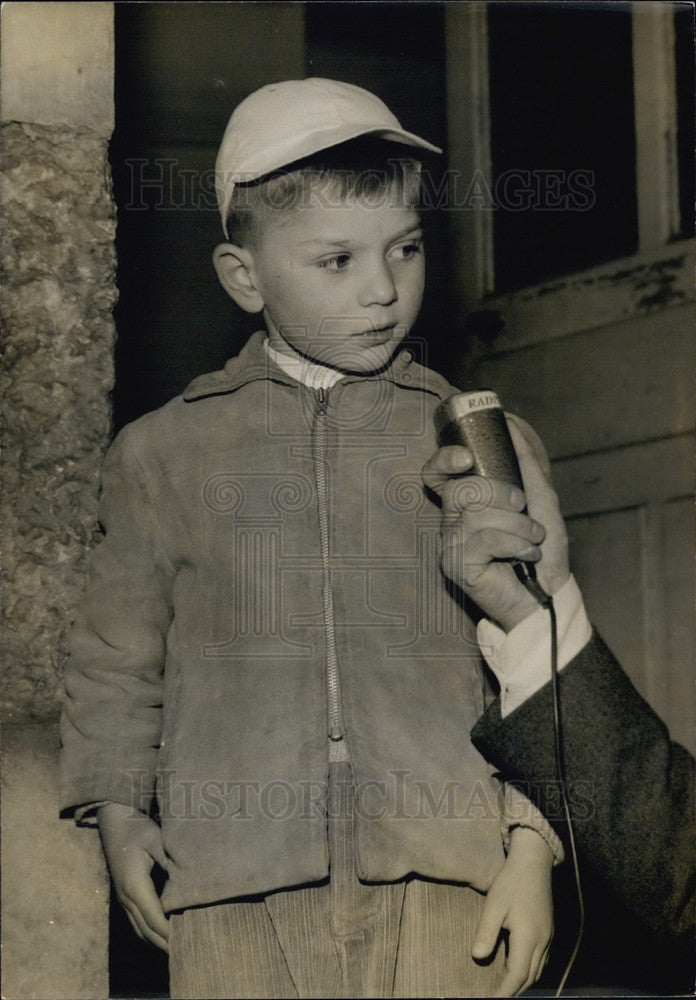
left=316, top=387, right=328, bottom=415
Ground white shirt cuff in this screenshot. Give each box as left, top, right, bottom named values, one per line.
left=477, top=575, right=592, bottom=717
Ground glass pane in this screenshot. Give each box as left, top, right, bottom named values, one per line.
left=488, top=1, right=638, bottom=291
left=675, top=3, right=695, bottom=239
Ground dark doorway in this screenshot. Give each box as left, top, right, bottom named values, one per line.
left=111, top=3, right=447, bottom=435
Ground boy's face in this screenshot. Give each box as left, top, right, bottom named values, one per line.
left=247, top=187, right=425, bottom=373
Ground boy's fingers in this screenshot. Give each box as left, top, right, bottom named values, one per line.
left=120, top=879, right=170, bottom=945
left=137, top=893, right=170, bottom=943
left=538, top=942, right=551, bottom=981
left=123, top=907, right=147, bottom=943
left=145, top=927, right=169, bottom=954
left=494, top=970, right=528, bottom=998
left=145, top=834, right=169, bottom=871
left=125, top=904, right=170, bottom=953
left=525, top=943, right=543, bottom=988
left=531, top=941, right=550, bottom=983
left=500, top=922, right=550, bottom=996
left=494, top=935, right=533, bottom=997
left=471, top=900, right=504, bottom=960
left=125, top=900, right=170, bottom=953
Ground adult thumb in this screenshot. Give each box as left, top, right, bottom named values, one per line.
left=507, top=415, right=570, bottom=595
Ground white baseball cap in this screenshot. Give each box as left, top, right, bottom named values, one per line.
left=215, top=77, right=442, bottom=237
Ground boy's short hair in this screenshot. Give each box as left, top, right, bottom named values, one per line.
left=225, top=137, right=423, bottom=249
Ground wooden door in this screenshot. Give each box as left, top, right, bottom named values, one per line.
left=445, top=3, right=694, bottom=752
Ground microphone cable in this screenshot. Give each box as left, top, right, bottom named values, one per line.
left=518, top=571, right=585, bottom=997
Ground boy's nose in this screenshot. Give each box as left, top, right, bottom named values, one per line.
left=358, top=262, right=397, bottom=307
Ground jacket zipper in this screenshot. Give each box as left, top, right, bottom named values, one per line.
left=313, top=387, right=345, bottom=745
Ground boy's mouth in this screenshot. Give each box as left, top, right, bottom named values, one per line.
left=352, top=324, right=396, bottom=344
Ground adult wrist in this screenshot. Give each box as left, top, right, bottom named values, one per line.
left=477, top=574, right=592, bottom=718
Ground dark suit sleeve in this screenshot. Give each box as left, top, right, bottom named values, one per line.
left=471, top=631, right=695, bottom=951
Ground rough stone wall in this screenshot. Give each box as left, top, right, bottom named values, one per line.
left=1, top=120, right=117, bottom=721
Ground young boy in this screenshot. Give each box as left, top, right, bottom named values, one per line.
left=60, top=78, right=563, bottom=999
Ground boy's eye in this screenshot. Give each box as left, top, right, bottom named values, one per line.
left=318, top=253, right=351, bottom=272
left=392, top=239, right=423, bottom=260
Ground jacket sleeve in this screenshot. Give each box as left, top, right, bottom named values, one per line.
left=471, top=631, right=695, bottom=951
left=500, top=781, right=564, bottom=865
left=59, top=427, right=176, bottom=820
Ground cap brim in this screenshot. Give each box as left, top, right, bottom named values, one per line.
left=217, top=123, right=442, bottom=237
left=240, top=123, right=442, bottom=180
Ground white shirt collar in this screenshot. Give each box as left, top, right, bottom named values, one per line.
left=263, top=337, right=344, bottom=391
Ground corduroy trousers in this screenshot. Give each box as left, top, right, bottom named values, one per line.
left=169, top=762, right=505, bottom=999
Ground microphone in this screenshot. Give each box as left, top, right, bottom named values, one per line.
left=433, top=390, right=549, bottom=605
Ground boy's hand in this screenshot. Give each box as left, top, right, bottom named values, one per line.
left=472, top=826, right=554, bottom=997
left=97, top=802, right=170, bottom=953
left=422, top=415, right=570, bottom=631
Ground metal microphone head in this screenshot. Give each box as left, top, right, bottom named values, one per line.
left=434, top=390, right=524, bottom=490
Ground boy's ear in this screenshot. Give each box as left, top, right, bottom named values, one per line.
left=213, top=244, right=265, bottom=313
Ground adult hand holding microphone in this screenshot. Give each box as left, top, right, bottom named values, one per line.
left=422, top=392, right=570, bottom=631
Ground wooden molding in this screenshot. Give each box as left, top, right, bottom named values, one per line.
left=465, top=237, right=694, bottom=358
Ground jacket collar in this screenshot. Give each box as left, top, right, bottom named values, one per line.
left=183, top=330, right=451, bottom=402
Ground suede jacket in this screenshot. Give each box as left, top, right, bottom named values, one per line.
left=60, top=332, right=557, bottom=913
